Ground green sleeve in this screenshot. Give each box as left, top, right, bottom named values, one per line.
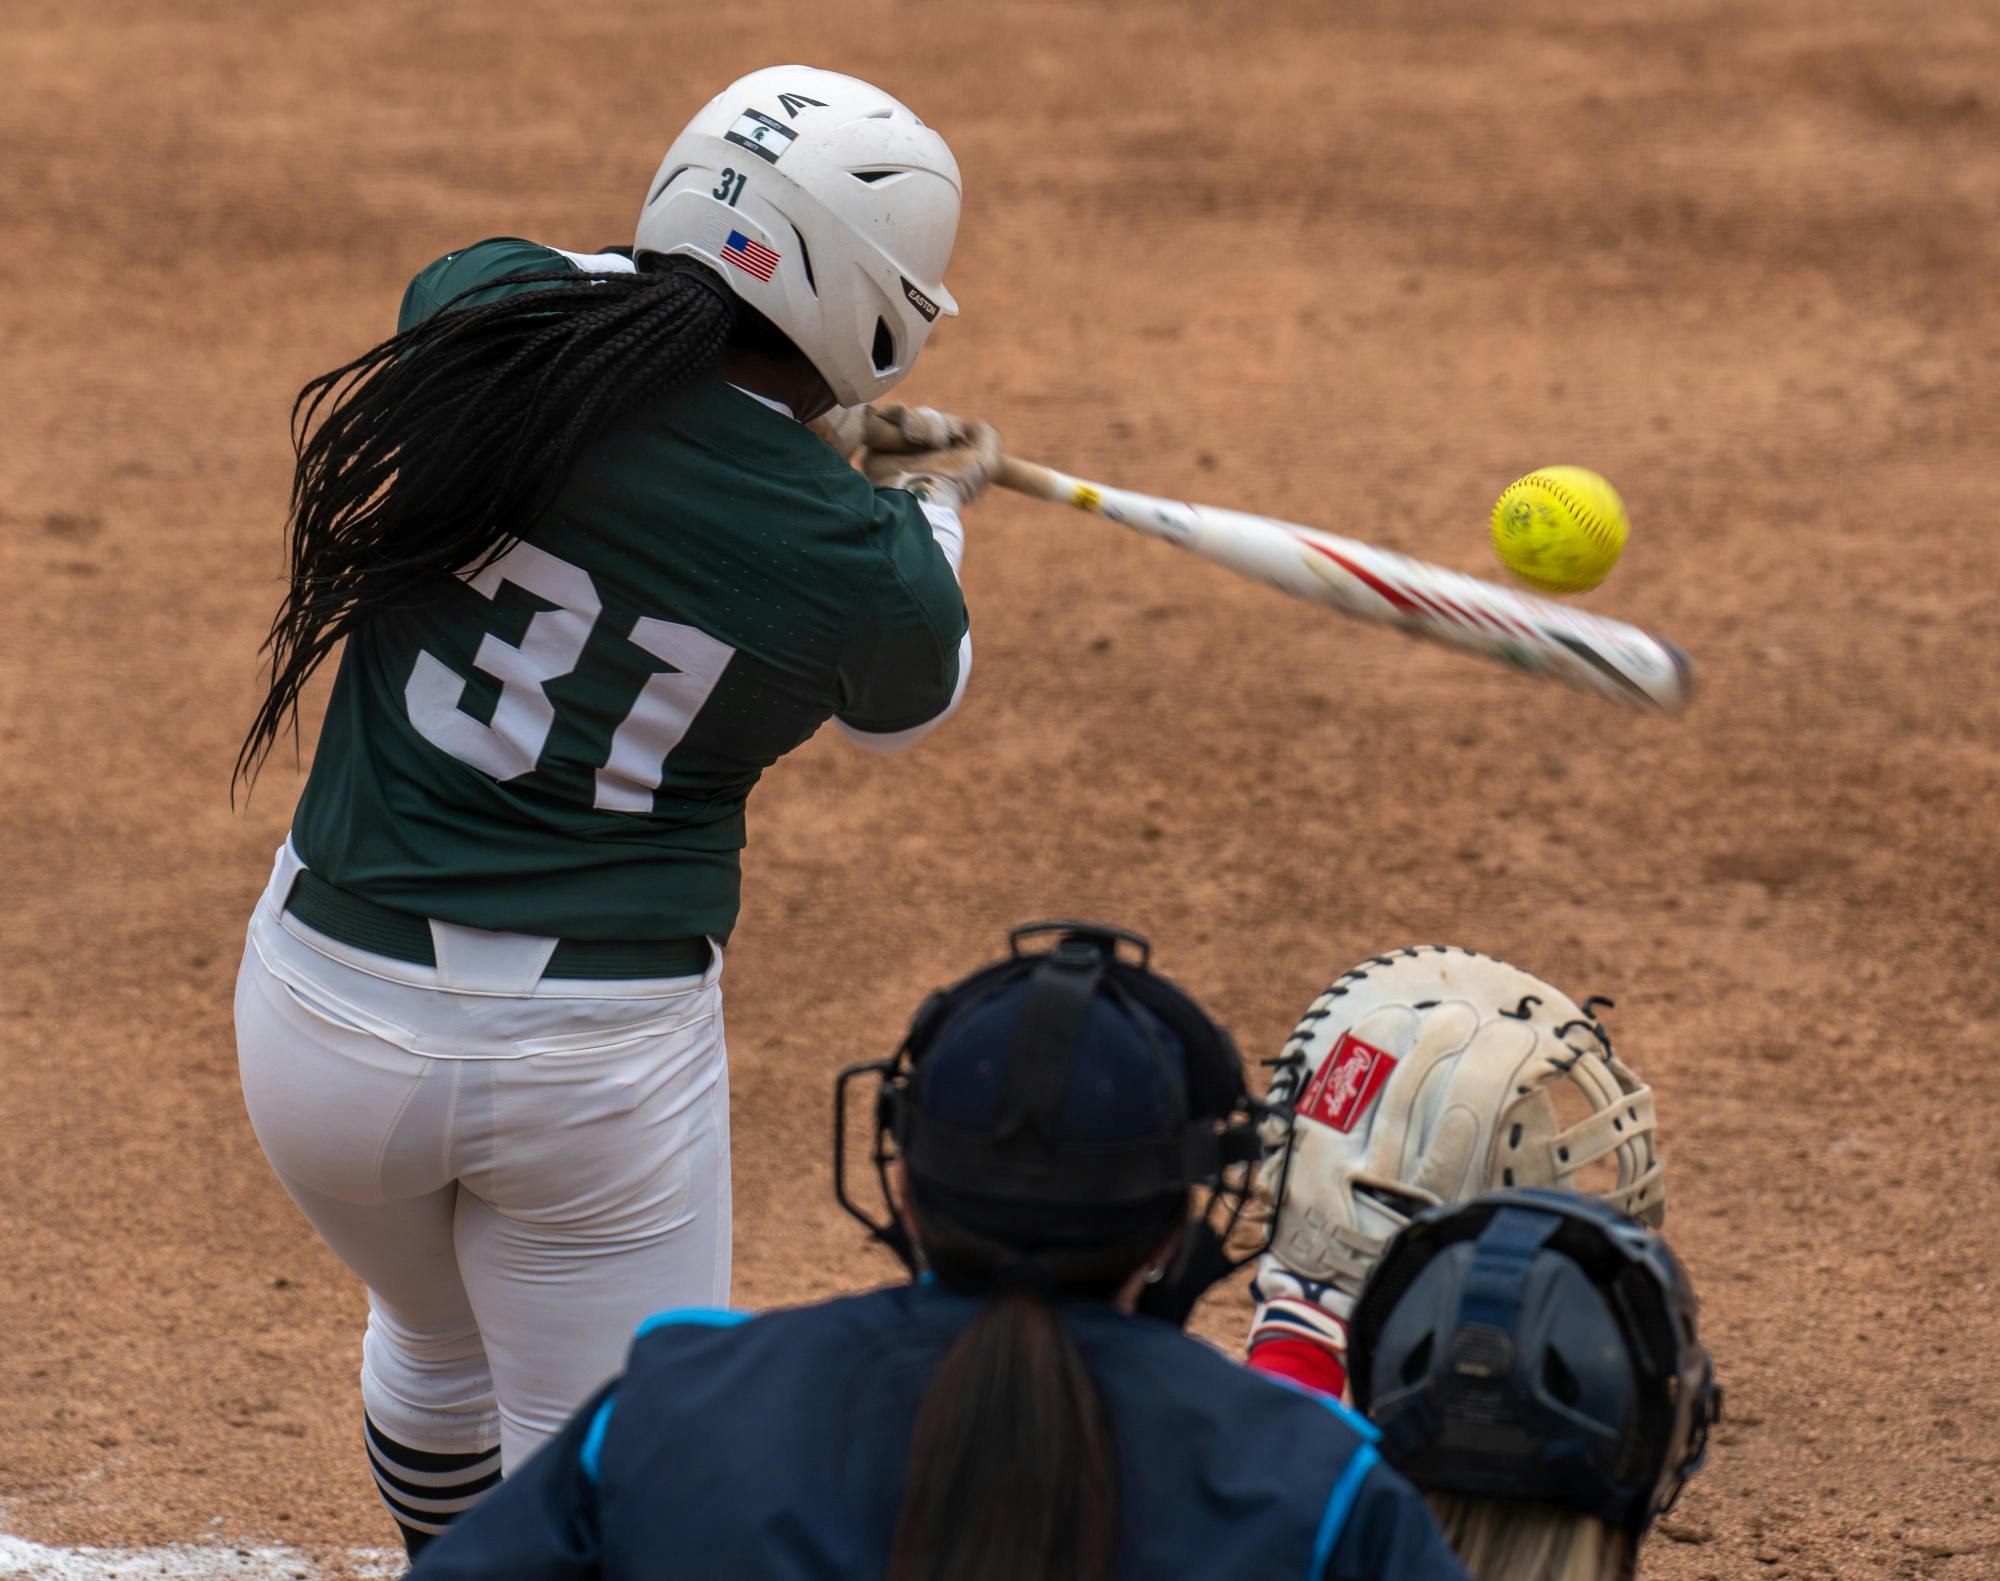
left=396, top=237, right=582, bottom=333
left=836, top=488, right=969, bottom=733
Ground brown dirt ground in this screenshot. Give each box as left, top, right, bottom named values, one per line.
left=4, top=1, right=1998, bottom=1576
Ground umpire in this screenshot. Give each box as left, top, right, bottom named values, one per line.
left=411, top=922, right=1468, bottom=1580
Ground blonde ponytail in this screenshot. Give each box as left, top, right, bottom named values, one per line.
left=1426, top=1495, right=1635, bottom=1581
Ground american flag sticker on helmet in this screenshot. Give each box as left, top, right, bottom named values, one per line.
left=724, top=109, right=797, bottom=164
left=721, top=230, right=781, bottom=282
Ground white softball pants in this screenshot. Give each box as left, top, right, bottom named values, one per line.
left=234, top=846, right=730, bottom=1471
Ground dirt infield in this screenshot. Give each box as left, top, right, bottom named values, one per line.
left=3, top=1, right=1997, bottom=1576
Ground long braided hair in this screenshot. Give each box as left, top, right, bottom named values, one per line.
left=234, top=258, right=737, bottom=794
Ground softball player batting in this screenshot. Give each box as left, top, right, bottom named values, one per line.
left=232, top=66, right=996, bottom=1561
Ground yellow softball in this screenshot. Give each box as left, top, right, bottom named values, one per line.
left=1489, top=466, right=1629, bottom=593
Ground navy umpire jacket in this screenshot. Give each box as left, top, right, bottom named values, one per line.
left=411, top=1283, right=1470, bottom=1580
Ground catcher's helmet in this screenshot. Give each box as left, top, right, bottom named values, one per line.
left=835, top=922, right=1274, bottom=1320
left=1349, top=1189, right=1720, bottom=1541
left=635, top=65, right=960, bottom=407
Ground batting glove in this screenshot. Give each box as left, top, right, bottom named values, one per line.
left=863, top=411, right=1003, bottom=511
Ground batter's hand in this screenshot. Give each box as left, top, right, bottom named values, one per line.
left=863, top=412, right=1004, bottom=510
left=868, top=402, right=968, bottom=451
left=811, top=402, right=971, bottom=464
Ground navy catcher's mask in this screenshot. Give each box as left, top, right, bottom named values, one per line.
left=1349, top=1188, right=1720, bottom=1540
left=834, top=921, right=1276, bottom=1323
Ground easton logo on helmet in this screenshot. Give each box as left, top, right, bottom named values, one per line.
left=1297, top=1032, right=1397, bottom=1133
left=900, top=276, right=941, bottom=322
left=776, top=91, right=826, bottom=118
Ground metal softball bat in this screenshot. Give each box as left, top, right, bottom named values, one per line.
left=864, top=414, right=1694, bottom=714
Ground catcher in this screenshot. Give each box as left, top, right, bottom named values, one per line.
left=1243, top=946, right=1665, bottom=1400
left=1348, top=1188, right=1720, bottom=1581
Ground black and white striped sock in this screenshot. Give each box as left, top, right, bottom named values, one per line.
left=363, top=1413, right=502, bottom=1560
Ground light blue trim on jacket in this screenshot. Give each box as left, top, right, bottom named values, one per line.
left=1313, top=1387, right=1380, bottom=1443
left=634, top=1306, right=755, bottom=1339
left=580, top=1396, right=616, bottom=1486
left=1309, top=1442, right=1381, bottom=1579
left=1222, top=1345, right=1387, bottom=1573
left=1256, top=1366, right=1384, bottom=1443
left=581, top=1309, right=756, bottom=1484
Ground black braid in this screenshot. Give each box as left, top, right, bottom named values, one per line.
left=235, top=260, right=737, bottom=795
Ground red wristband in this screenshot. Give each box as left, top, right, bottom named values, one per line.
left=1248, top=1335, right=1350, bottom=1399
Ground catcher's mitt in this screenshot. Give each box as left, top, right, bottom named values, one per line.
left=1256, top=945, right=1664, bottom=1321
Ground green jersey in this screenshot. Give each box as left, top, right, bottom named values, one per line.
left=290, top=239, right=968, bottom=943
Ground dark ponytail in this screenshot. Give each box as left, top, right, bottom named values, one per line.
left=235, top=260, right=736, bottom=793
left=887, top=1193, right=1185, bottom=1581
left=889, top=1286, right=1117, bottom=1581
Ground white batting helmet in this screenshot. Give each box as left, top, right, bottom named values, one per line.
left=635, top=65, right=961, bottom=407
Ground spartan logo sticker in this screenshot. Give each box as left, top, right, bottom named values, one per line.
left=900, top=275, right=941, bottom=323
left=1296, top=1032, right=1398, bottom=1134
left=725, top=109, right=798, bottom=165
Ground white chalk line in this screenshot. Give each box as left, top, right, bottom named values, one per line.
left=0, top=1529, right=403, bottom=1580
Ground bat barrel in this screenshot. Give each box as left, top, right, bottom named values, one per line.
left=1046, top=475, right=1696, bottom=715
